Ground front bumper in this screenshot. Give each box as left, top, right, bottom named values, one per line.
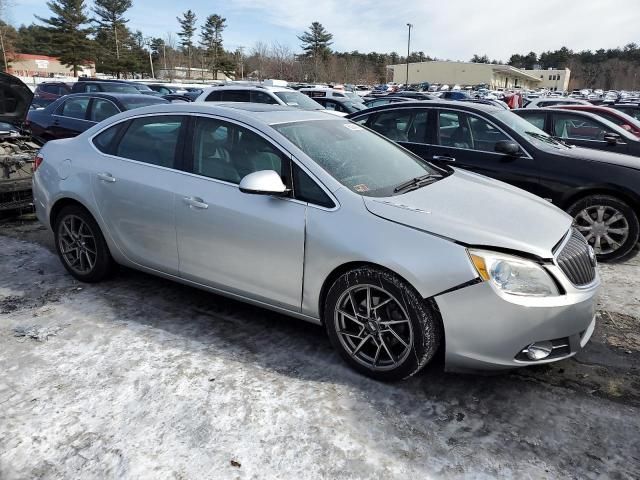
left=434, top=268, right=599, bottom=372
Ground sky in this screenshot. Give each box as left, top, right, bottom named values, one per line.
left=10, top=0, right=640, bottom=61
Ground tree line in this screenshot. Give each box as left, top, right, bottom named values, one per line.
left=1, top=0, right=639, bottom=89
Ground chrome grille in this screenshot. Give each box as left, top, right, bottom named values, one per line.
left=556, top=229, right=596, bottom=286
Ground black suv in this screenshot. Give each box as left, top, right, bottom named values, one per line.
left=346, top=101, right=640, bottom=261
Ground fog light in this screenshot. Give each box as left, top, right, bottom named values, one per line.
left=525, top=341, right=554, bottom=360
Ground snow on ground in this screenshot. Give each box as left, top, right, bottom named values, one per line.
left=0, top=222, right=639, bottom=479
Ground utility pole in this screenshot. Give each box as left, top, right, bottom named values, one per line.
left=406, top=23, right=413, bottom=87
left=0, top=27, right=7, bottom=73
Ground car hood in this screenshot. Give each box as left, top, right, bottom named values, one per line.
left=0, top=73, right=33, bottom=126
left=556, top=144, right=640, bottom=170
left=363, top=169, right=572, bottom=259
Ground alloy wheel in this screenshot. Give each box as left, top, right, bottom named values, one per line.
left=57, top=214, right=98, bottom=275
left=573, top=205, right=630, bottom=255
left=334, top=285, right=414, bottom=372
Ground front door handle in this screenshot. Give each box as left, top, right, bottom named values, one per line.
left=97, top=172, right=116, bottom=183
left=432, top=155, right=456, bottom=163
left=183, top=196, right=209, bottom=209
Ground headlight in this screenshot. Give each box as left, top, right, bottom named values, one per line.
left=468, top=249, right=560, bottom=297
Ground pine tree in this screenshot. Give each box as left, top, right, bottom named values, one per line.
left=92, top=0, right=132, bottom=76
left=177, top=9, right=196, bottom=78
left=297, top=22, right=333, bottom=81
left=35, top=0, right=93, bottom=76
left=200, top=14, right=226, bottom=79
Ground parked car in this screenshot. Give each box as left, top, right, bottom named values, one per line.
left=523, top=97, right=590, bottom=108
left=71, top=79, right=141, bottom=94
left=32, top=81, right=72, bottom=108
left=27, top=93, right=169, bottom=142
left=33, top=102, right=599, bottom=380
left=363, top=96, right=414, bottom=108
left=0, top=73, right=43, bottom=213
left=387, top=91, right=436, bottom=101
left=195, top=85, right=346, bottom=116
left=310, top=96, right=367, bottom=114
left=515, top=108, right=640, bottom=157
left=611, top=103, right=640, bottom=122
left=346, top=101, right=640, bottom=260
left=145, top=84, right=188, bottom=95
left=551, top=104, right=640, bottom=137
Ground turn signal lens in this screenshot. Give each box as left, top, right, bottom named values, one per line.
left=469, top=253, right=490, bottom=281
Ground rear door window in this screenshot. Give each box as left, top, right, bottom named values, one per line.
left=60, top=97, right=90, bottom=119
left=220, top=90, right=250, bottom=102
left=369, top=110, right=428, bottom=143
left=115, top=115, right=184, bottom=168
left=89, top=98, right=120, bottom=122
left=251, top=91, right=278, bottom=104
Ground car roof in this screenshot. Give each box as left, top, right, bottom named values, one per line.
left=199, top=85, right=291, bottom=94
left=63, top=92, right=161, bottom=100
left=350, top=100, right=503, bottom=115
left=98, top=102, right=338, bottom=125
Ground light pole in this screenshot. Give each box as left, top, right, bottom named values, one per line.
left=406, top=23, right=413, bottom=87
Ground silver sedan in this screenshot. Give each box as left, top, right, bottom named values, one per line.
left=32, top=103, right=600, bottom=380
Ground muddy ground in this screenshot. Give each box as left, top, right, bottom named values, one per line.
left=0, top=215, right=639, bottom=479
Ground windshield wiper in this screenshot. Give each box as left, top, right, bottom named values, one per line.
left=393, top=173, right=440, bottom=193
left=525, top=131, right=566, bottom=147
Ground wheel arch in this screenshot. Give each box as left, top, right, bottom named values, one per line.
left=49, top=197, right=94, bottom=230
left=559, top=186, right=640, bottom=217
left=317, top=260, right=440, bottom=327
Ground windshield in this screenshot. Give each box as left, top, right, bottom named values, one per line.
left=120, top=96, right=170, bottom=109
left=272, top=120, right=443, bottom=197
left=493, top=110, right=570, bottom=149
left=274, top=91, right=324, bottom=110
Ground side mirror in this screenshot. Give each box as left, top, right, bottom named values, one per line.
left=494, top=140, right=520, bottom=156
left=604, top=132, right=621, bottom=145
left=239, top=170, right=289, bottom=196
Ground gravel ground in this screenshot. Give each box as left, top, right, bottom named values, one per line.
left=0, top=216, right=639, bottom=480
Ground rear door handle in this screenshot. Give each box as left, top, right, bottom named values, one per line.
left=183, top=196, right=209, bottom=210
left=432, top=155, right=456, bottom=163
left=97, top=172, right=116, bottom=183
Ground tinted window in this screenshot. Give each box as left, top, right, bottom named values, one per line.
left=90, top=98, right=120, bottom=122
left=60, top=97, right=90, bottom=119
left=205, top=90, right=222, bottom=101
left=467, top=115, right=511, bottom=152
left=221, top=90, right=250, bottom=102
left=116, top=115, right=183, bottom=167
left=552, top=113, right=611, bottom=141
left=438, top=111, right=472, bottom=148
left=191, top=117, right=283, bottom=184
left=369, top=110, right=428, bottom=143
left=251, top=91, right=278, bottom=104
left=518, top=112, right=546, bottom=130
left=92, top=123, right=124, bottom=153
left=293, top=164, right=334, bottom=208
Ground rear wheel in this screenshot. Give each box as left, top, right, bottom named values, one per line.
left=324, top=267, right=441, bottom=381
left=54, top=205, right=115, bottom=282
left=567, top=195, right=639, bottom=262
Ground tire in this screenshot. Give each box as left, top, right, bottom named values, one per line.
left=324, top=267, right=442, bottom=381
left=53, top=205, right=115, bottom=282
left=567, top=195, right=639, bottom=262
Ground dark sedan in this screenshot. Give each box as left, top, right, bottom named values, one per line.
left=311, top=96, right=366, bottom=114
left=346, top=101, right=640, bottom=260
left=515, top=108, right=640, bottom=157
left=27, top=93, right=169, bottom=142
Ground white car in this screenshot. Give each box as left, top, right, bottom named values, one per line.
left=299, top=87, right=364, bottom=104
left=194, top=85, right=347, bottom=117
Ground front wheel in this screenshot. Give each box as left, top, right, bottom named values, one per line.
left=568, top=195, right=639, bottom=262
left=54, top=205, right=115, bottom=282
left=324, top=267, right=442, bottom=381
